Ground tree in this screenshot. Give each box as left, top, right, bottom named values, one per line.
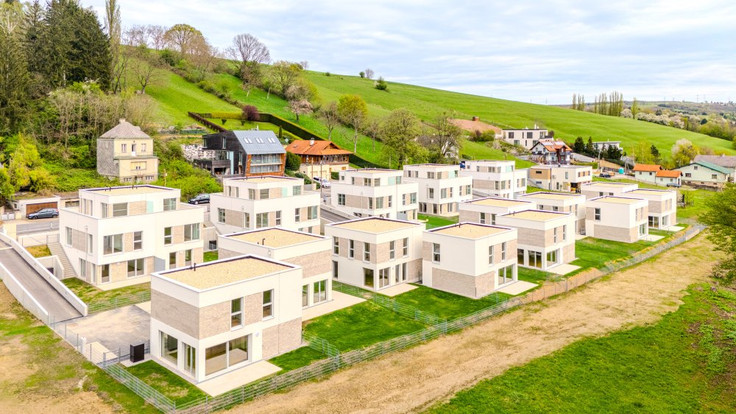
left=147, top=25, right=167, bottom=50
left=671, top=139, right=699, bottom=167
left=700, top=183, right=736, bottom=283
left=268, top=60, right=302, bottom=97
left=124, top=25, right=147, bottom=47
left=605, top=145, right=623, bottom=160
left=431, top=112, right=462, bottom=160
left=105, top=0, right=121, bottom=93
left=285, top=152, right=301, bottom=171
left=364, top=116, right=381, bottom=152
left=380, top=108, right=422, bottom=168
left=572, top=137, right=585, bottom=153
left=650, top=144, right=660, bottom=161
left=364, top=68, right=374, bottom=79
left=163, top=23, right=202, bottom=56
left=0, top=167, right=13, bottom=203
left=318, top=101, right=339, bottom=140
left=241, top=105, right=259, bottom=122
left=128, top=49, right=161, bottom=94
left=585, top=137, right=595, bottom=155
left=288, top=99, right=313, bottom=122
left=359, top=71, right=365, bottom=78
left=0, top=25, right=30, bottom=133
left=337, top=94, right=368, bottom=153
left=7, top=134, right=53, bottom=192
left=229, top=33, right=270, bottom=77
left=375, top=76, right=388, bottom=91
left=631, top=97, right=640, bottom=118
left=240, top=61, right=262, bottom=97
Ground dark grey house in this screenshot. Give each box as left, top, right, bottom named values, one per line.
left=198, top=130, right=286, bottom=177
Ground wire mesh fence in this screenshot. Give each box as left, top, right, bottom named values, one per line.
left=87, top=290, right=152, bottom=314
left=372, top=294, right=445, bottom=326
left=21, top=224, right=702, bottom=414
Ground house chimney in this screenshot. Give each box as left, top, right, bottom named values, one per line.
left=309, top=139, right=315, bottom=146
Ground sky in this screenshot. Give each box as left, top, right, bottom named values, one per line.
left=85, top=0, right=736, bottom=105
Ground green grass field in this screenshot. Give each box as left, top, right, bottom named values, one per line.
left=392, top=286, right=510, bottom=320
left=62, top=278, right=149, bottom=307
left=418, top=214, right=459, bottom=229
left=203, top=251, right=218, bottom=262
left=126, top=361, right=209, bottom=403
left=26, top=245, right=51, bottom=258
left=571, top=237, right=657, bottom=270
left=427, top=284, right=736, bottom=413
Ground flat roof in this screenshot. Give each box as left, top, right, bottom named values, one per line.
left=593, top=196, right=645, bottom=205
left=227, top=228, right=323, bottom=248
left=226, top=176, right=298, bottom=184
left=162, top=257, right=291, bottom=290
left=502, top=210, right=569, bottom=222
left=85, top=185, right=173, bottom=196
left=627, top=189, right=671, bottom=196
left=583, top=182, right=636, bottom=188
left=522, top=192, right=583, bottom=201
left=432, top=223, right=508, bottom=239
left=345, top=168, right=400, bottom=175
left=332, top=217, right=419, bottom=233
left=468, top=198, right=532, bottom=207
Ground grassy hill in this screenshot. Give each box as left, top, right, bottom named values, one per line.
left=143, top=67, right=735, bottom=169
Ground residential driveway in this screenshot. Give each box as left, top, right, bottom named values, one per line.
left=65, top=305, right=150, bottom=355
left=16, top=219, right=59, bottom=235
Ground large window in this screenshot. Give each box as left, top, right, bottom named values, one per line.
left=517, top=249, right=525, bottom=265
left=295, top=208, right=301, bottom=222
left=262, top=290, right=273, bottom=319
left=169, top=252, right=176, bottom=267
left=488, top=245, right=494, bottom=264
left=349, top=240, right=355, bottom=258
left=133, top=231, right=142, bottom=250
left=160, top=331, right=178, bottom=365
left=260, top=189, right=269, bottom=199
left=275, top=210, right=282, bottom=225
left=127, top=258, right=144, bottom=277
left=302, top=285, right=309, bottom=307
left=101, top=264, right=110, bottom=283
left=255, top=212, right=268, bottom=228
left=184, top=224, right=200, bottom=241
left=103, top=234, right=123, bottom=254
left=529, top=251, right=542, bottom=268
left=379, top=268, right=390, bottom=288
left=308, top=206, right=318, bottom=220
left=389, top=241, right=395, bottom=259
left=293, top=185, right=302, bottom=196
left=333, top=237, right=339, bottom=254
left=66, top=227, right=72, bottom=245
left=313, top=280, right=327, bottom=303
left=403, top=238, right=409, bottom=256
left=231, top=298, right=243, bottom=328
left=433, top=243, right=440, bottom=262
left=164, top=227, right=172, bottom=245
left=363, top=242, right=371, bottom=261
left=205, top=343, right=227, bottom=375
left=218, top=208, right=225, bottom=223
left=113, top=203, right=128, bottom=217
left=163, top=198, right=177, bottom=211
left=364, top=268, right=374, bottom=288
left=338, top=194, right=345, bottom=205
left=498, top=265, right=513, bottom=285
left=547, top=250, right=558, bottom=265
left=185, top=249, right=192, bottom=266
left=594, top=208, right=601, bottom=221
left=184, top=343, right=196, bottom=376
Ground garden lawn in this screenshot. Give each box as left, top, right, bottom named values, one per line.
left=392, top=285, right=510, bottom=320
left=572, top=237, right=655, bottom=270
left=126, top=360, right=209, bottom=404
left=517, top=267, right=553, bottom=284
left=460, top=139, right=535, bottom=168
left=270, top=301, right=426, bottom=371
left=62, top=278, right=149, bottom=307
left=427, top=285, right=736, bottom=413
left=678, top=187, right=716, bottom=220
left=419, top=214, right=458, bottom=229
left=26, top=245, right=51, bottom=258
left=203, top=251, right=218, bottom=262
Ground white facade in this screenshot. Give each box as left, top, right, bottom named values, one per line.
left=519, top=192, right=587, bottom=234
left=585, top=196, right=649, bottom=243
left=625, top=189, right=677, bottom=229
left=633, top=170, right=659, bottom=184
left=331, top=169, right=419, bottom=220
left=458, top=197, right=534, bottom=225
left=217, top=228, right=333, bottom=309
left=422, top=223, right=518, bottom=298
left=324, top=217, right=424, bottom=292
left=150, top=256, right=302, bottom=383
left=459, top=160, right=528, bottom=198
left=210, top=176, right=320, bottom=235
left=59, top=185, right=205, bottom=287
left=403, top=164, right=472, bottom=216
left=580, top=182, right=638, bottom=200
left=676, top=162, right=732, bottom=188
left=496, top=210, right=576, bottom=271
left=528, top=165, right=593, bottom=192
left=501, top=128, right=549, bottom=149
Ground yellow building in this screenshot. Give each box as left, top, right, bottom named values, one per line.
left=97, top=119, right=159, bottom=183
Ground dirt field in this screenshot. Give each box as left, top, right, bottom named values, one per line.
left=449, top=118, right=502, bottom=134
left=0, top=286, right=116, bottom=414
left=232, top=234, right=722, bottom=414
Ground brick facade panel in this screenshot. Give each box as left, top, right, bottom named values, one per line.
left=151, top=290, right=199, bottom=338
left=288, top=250, right=331, bottom=278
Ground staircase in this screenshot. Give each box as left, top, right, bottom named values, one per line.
left=47, top=242, right=78, bottom=279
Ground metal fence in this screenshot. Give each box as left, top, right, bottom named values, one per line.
left=18, top=232, right=60, bottom=247
left=6, top=224, right=702, bottom=414
left=87, top=290, right=152, bottom=314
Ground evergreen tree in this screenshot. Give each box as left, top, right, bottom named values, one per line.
left=585, top=137, right=595, bottom=155
left=0, top=26, right=30, bottom=133
left=650, top=144, right=660, bottom=161
left=573, top=136, right=585, bottom=153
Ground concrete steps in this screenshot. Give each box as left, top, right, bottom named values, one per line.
left=47, top=242, right=78, bottom=279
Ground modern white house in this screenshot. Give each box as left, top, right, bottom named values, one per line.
left=209, top=176, right=320, bottom=235
left=496, top=210, right=576, bottom=271
left=580, top=181, right=638, bottom=199
left=403, top=164, right=473, bottom=216
left=422, top=223, right=518, bottom=298
left=218, top=228, right=333, bottom=310
left=500, top=127, right=549, bottom=149
left=324, top=217, right=424, bottom=292
left=520, top=192, right=587, bottom=234
left=150, top=255, right=302, bottom=383
left=528, top=165, right=593, bottom=193
left=675, top=160, right=733, bottom=189
left=459, top=160, right=528, bottom=198
left=585, top=196, right=649, bottom=243
left=331, top=169, right=419, bottom=220
left=59, top=185, right=205, bottom=288
left=458, top=197, right=534, bottom=225
left=592, top=141, right=622, bottom=153
left=624, top=189, right=677, bottom=229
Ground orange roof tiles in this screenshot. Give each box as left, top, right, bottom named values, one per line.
left=656, top=170, right=681, bottom=178
left=285, top=140, right=352, bottom=156
left=633, top=164, right=662, bottom=172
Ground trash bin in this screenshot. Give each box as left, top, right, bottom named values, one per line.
left=130, top=343, right=145, bottom=363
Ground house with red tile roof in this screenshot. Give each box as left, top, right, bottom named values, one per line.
left=655, top=169, right=682, bottom=187
left=285, top=139, right=352, bottom=180
left=632, top=164, right=662, bottom=184
left=530, top=139, right=573, bottom=165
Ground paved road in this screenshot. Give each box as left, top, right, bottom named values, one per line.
left=0, top=242, right=81, bottom=321
left=321, top=207, right=352, bottom=223
left=16, top=219, right=59, bottom=235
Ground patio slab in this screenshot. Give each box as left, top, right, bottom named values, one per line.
left=196, top=360, right=281, bottom=396
left=377, top=283, right=417, bottom=297
left=65, top=305, right=150, bottom=356
left=302, top=291, right=364, bottom=321
left=641, top=234, right=664, bottom=242
left=549, top=263, right=582, bottom=275
left=662, top=225, right=685, bottom=232
left=98, top=276, right=150, bottom=291
left=135, top=301, right=151, bottom=314
left=497, top=280, right=537, bottom=295
left=575, top=234, right=587, bottom=240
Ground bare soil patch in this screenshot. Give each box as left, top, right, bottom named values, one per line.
left=450, top=118, right=502, bottom=134
left=232, top=234, right=721, bottom=414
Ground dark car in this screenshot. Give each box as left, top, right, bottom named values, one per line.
left=599, top=172, right=612, bottom=178
left=188, top=194, right=210, bottom=205
left=27, top=208, right=59, bottom=219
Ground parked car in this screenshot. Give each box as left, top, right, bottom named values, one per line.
left=313, top=177, right=331, bottom=188
left=188, top=194, right=210, bottom=204
left=27, top=208, right=58, bottom=219
left=599, top=172, right=612, bottom=178
left=666, top=182, right=682, bottom=188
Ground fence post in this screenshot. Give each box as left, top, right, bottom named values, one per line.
left=103, top=352, right=107, bottom=367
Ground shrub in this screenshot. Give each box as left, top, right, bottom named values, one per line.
left=375, top=77, right=388, bottom=91
left=325, top=72, right=331, bottom=76
left=359, top=71, right=365, bottom=78
left=241, top=105, right=259, bottom=122
left=330, top=171, right=339, bottom=180
left=286, top=152, right=301, bottom=171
